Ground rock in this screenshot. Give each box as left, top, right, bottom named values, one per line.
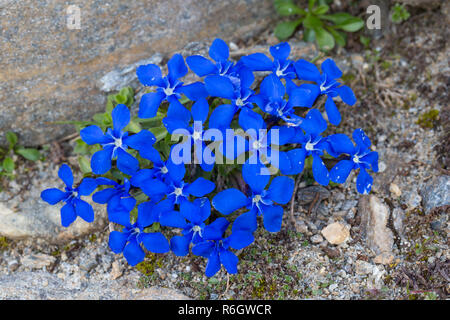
left=0, top=164, right=107, bottom=243
left=420, top=175, right=450, bottom=214
left=0, top=271, right=189, bottom=300
left=1, top=0, right=274, bottom=146
left=358, top=195, right=394, bottom=264
left=21, top=253, right=56, bottom=269
left=310, top=234, right=324, bottom=244
left=392, top=208, right=405, bottom=237
left=110, top=261, right=123, bottom=280
left=373, top=253, right=394, bottom=265
left=7, top=259, right=20, bottom=272
left=297, top=186, right=330, bottom=204
left=321, top=222, right=350, bottom=245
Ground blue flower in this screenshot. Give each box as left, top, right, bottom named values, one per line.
left=41, top=164, right=97, bottom=227
left=80, top=104, right=157, bottom=176
left=328, top=128, right=379, bottom=194
left=238, top=108, right=293, bottom=174
left=204, top=67, right=258, bottom=130
left=293, top=58, right=357, bottom=125
left=109, top=205, right=170, bottom=266
left=92, top=177, right=136, bottom=223
left=284, top=108, right=331, bottom=185
left=253, top=74, right=313, bottom=126
left=212, top=161, right=294, bottom=233
left=161, top=198, right=212, bottom=256
left=192, top=217, right=253, bottom=277
left=163, top=99, right=216, bottom=172
left=240, top=42, right=296, bottom=79
left=137, top=54, right=208, bottom=118
left=186, top=38, right=238, bottom=79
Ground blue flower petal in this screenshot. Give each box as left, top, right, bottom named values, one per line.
left=124, top=130, right=156, bottom=151
left=170, top=235, right=191, bottom=256
left=138, top=91, right=165, bottom=119
left=166, top=100, right=191, bottom=124
left=167, top=53, right=188, bottom=83
left=136, top=64, right=163, bottom=86
left=58, top=164, right=73, bottom=187
left=205, top=250, right=221, bottom=277
left=109, top=231, right=128, bottom=254
left=192, top=241, right=215, bottom=258
left=239, top=108, right=265, bottom=132
left=270, top=42, right=291, bottom=61
left=326, top=133, right=355, bottom=157
left=91, top=148, right=113, bottom=175
left=212, top=188, right=248, bottom=215
left=108, top=210, right=132, bottom=227
left=321, top=58, right=343, bottom=80
left=356, top=168, right=373, bottom=194
left=185, top=177, right=215, bottom=197
left=219, top=249, right=238, bottom=274
left=300, top=108, right=327, bottom=136
left=186, top=55, right=217, bottom=77
left=288, top=84, right=320, bottom=108
left=116, top=148, right=139, bottom=176
left=312, top=154, right=330, bottom=186
left=294, top=59, right=321, bottom=82
left=362, top=151, right=379, bottom=172
left=325, top=96, right=341, bottom=125
left=159, top=210, right=188, bottom=228
left=228, top=231, right=254, bottom=250
left=92, top=188, right=116, bottom=204
left=352, top=128, right=372, bottom=149
left=166, top=155, right=186, bottom=182
left=41, top=188, right=66, bottom=205
left=74, top=198, right=94, bottom=223
left=260, top=74, right=285, bottom=99
left=179, top=82, right=209, bottom=100
left=336, top=85, right=357, bottom=106
left=209, top=38, right=229, bottom=62
left=232, top=210, right=257, bottom=233
left=80, top=125, right=108, bottom=145
left=141, top=232, right=170, bottom=254
left=330, top=159, right=354, bottom=184
left=240, top=53, right=273, bottom=71
left=191, top=98, right=209, bottom=122
left=203, top=217, right=229, bottom=240
left=60, top=203, right=77, bottom=227
left=136, top=201, right=157, bottom=228
left=262, top=204, right=284, bottom=232
left=285, top=147, right=306, bottom=175
left=208, top=104, right=236, bottom=130
left=268, top=176, right=295, bottom=204
left=194, top=197, right=212, bottom=222
left=130, top=169, right=154, bottom=187
left=204, top=75, right=236, bottom=100
left=123, top=238, right=145, bottom=266
left=77, top=178, right=97, bottom=196
left=111, top=104, right=130, bottom=134
left=242, top=161, right=270, bottom=193
left=140, top=179, right=169, bottom=199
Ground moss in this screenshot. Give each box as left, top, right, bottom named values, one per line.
left=417, top=109, right=439, bottom=129
left=88, top=234, right=97, bottom=242
left=136, top=253, right=164, bottom=276
left=0, top=236, right=8, bottom=250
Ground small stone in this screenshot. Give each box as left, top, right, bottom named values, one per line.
left=21, top=253, right=56, bottom=269
left=329, top=283, right=338, bottom=291
left=392, top=208, right=405, bottom=237
left=420, top=175, right=450, bottom=214
left=321, top=222, right=350, bottom=245
left=373, top=253, right=394, bottom=265
left=310, top=234, right=323, bottom=244
left=355, top=260, right=375, bottom=275
left=7, top=259, right=19, bottom=272
left=389, top=183, right=402, bottom=197
left=110, top=261, right=122, bottom=280
left=295, top=220, right=309, bottom=234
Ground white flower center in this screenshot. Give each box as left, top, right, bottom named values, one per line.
left=192, top=131, right=202, bottom=141
left=160, top=166, right=168, bottom=174
left=114, top=138, right=123, bottom=148
left=305, top=141, right=315, bottom=151
left=252, top=140, right=262, bottom=150
left=192, top=225, right=202, bottom=233
left=276, top=69, right=284, bottom=77
left=252, top=194, right=261, bottom=203
left=174, top=187, right=183, bottom=196
left=353, top=154, right=360, bottom=163
left=235, top=98, right=244, bottom=107
left=134, top=228, right=140, bottom=234
left=164, top=86, right=174, bottom=96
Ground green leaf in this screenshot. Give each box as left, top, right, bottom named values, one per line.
left=336, top=17, right=364, bottom=32
left=303, top=14, right=322, bottom=29
left=125, top=118, right=142, bottom=134
left=6, top=131, right=18, bottom=149
left=15, top=148, right=41, bottom=161
left=303, top=27, right=316, bottom=42
left=321, top=12, right=356, bottom=24
left=314, top=27, right=335, bottom=51
left=274, top=20, right=301, bottom=40
left=308, top=0, right=317, bottom=11
left=3, top=157, right=14, bottom=173
left=149, top=126, right=168, bottom=142
left=359, top=35, right=371, bottom=48
left=313, top=4, right=329, bottom=15
left=78, top=156, right=91, bottom=174
left=327, top=27, right=347, bottom=47
left=274, top=0, right=305, bottom=16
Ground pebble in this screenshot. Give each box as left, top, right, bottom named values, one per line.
left=389, top=183, right=402, bottom=197
left=310, top=234, right=324, bottom=244
left=321, top=222, right=350, bottom=245
left=21, top=253, right=56, bottom=270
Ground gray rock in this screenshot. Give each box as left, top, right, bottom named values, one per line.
left=1, top=0, right=274, bottom=146
left=21, top=253, right=56, bottom=270
left=0, top=271, right=189, bottom=300
left=358, top=195, right=394, bottom=264
left=420, top=175, right=450, bottom=214
left=0, top=164, right=107, bottom=243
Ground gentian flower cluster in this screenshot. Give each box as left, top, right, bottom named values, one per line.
left=41, top=39, right=378, bottom=277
